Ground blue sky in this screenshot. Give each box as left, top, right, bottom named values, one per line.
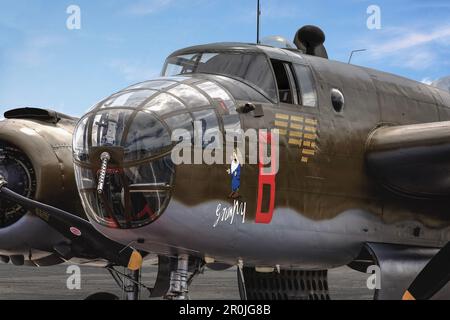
left=0, top=0, right=449, bottom=117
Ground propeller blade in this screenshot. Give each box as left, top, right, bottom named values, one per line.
left=0, top=178, right=143, bottom=270
left=403, top=242, right=450, bottom=300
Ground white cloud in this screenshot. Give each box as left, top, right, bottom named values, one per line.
left=261, top=1, right=302, bottom=19
left=10, top=35, right=64, bottom=67
left=362, top=25, right=450, bottom=70
left=232, top=0, right=304, bottom=25
left=127, top=0, right=174, bottom=16
left=372, top=26, right=450, bottom=56
left=403, top=49, right=437, bottom=70
left=412, top=3, right=450, bottom=10
left=108, top=59, right=160, bottom=82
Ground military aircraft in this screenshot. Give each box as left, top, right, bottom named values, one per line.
left=1, top=25, right=450, bottom=300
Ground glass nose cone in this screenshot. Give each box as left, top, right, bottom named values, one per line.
left=73, top=108, right=175, bottom=229
left=73, top=76, right=242, bottom=229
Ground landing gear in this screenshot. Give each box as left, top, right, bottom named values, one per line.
left=166, top=254, right=190, bottom=299
left=123, top=269, right=141, bottom=300
left=106, top=265, right=151, bottom=300
left=84, top=264, right=150, bottom=300
left=165, top=255, right=204, bottom=300
left=148, top=254, right=204, bottom=300
left=90, top=255, right=204, bottom=300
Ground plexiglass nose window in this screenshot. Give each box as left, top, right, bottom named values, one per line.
left=73, top=109, right=172, bottom=163
left=73, top=108, right=174, bottom=229
left=77, top=156, right=174, bottom=228
left=73, top=76, right=239, bottom=229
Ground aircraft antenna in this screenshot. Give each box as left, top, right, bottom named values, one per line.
left=348, top=49, right=367, bottom=64
left=256, top=0, right=261, bottom=44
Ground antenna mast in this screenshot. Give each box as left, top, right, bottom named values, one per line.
left=348, top=49, right=367, bottom=64
left=256, top=0, right=261, bottom=44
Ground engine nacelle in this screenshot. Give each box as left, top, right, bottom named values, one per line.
left=0, top=108, right=84, bottom=265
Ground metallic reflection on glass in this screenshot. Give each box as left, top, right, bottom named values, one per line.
left=143, top=93, right=185, bottom=116
left=164, top=113, right=193, bottom=144
left=74, top=110, right=172, bottom=162
left=196, top=81, right=237, bottom=114
left=168, top=84, right=209, bottom=108
left=124, top=111, right=171, bottom=161
left=293, top=64, right=317, bottom=107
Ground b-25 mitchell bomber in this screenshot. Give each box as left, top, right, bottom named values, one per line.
left=1, top=25, right=450, bottom=300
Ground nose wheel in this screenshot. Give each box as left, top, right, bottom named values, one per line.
left=85, top=292, right=120, bottom=300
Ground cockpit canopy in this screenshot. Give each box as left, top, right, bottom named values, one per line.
left=163, top=51, right=277, bottom=102
left=163, top=44, right=318, bottom=108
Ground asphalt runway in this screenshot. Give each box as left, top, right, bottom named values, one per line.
left=0, top=262, right=373, bottom=300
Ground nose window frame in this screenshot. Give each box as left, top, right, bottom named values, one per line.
left=73, top=76, right=238, bottom=229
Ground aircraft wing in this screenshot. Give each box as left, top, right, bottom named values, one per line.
left=0, top=181, right=143, bottom=271
left=365, top=121, right=450, bottom=198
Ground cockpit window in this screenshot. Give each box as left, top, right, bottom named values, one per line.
left=271, top=59, right=298, bottom=104
left=163, top=54, right=198, bottom=76
left=163, top=52, right=277, bottom=101
left=293, top=64, right=318, bottom=107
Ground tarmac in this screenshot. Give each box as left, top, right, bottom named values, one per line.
left=0, top=263, right=373, bottom=300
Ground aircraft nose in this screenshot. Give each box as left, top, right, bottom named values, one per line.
left=73, top=77, right=241, bottom=229
left=73, top=107, right=175, bottom=229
